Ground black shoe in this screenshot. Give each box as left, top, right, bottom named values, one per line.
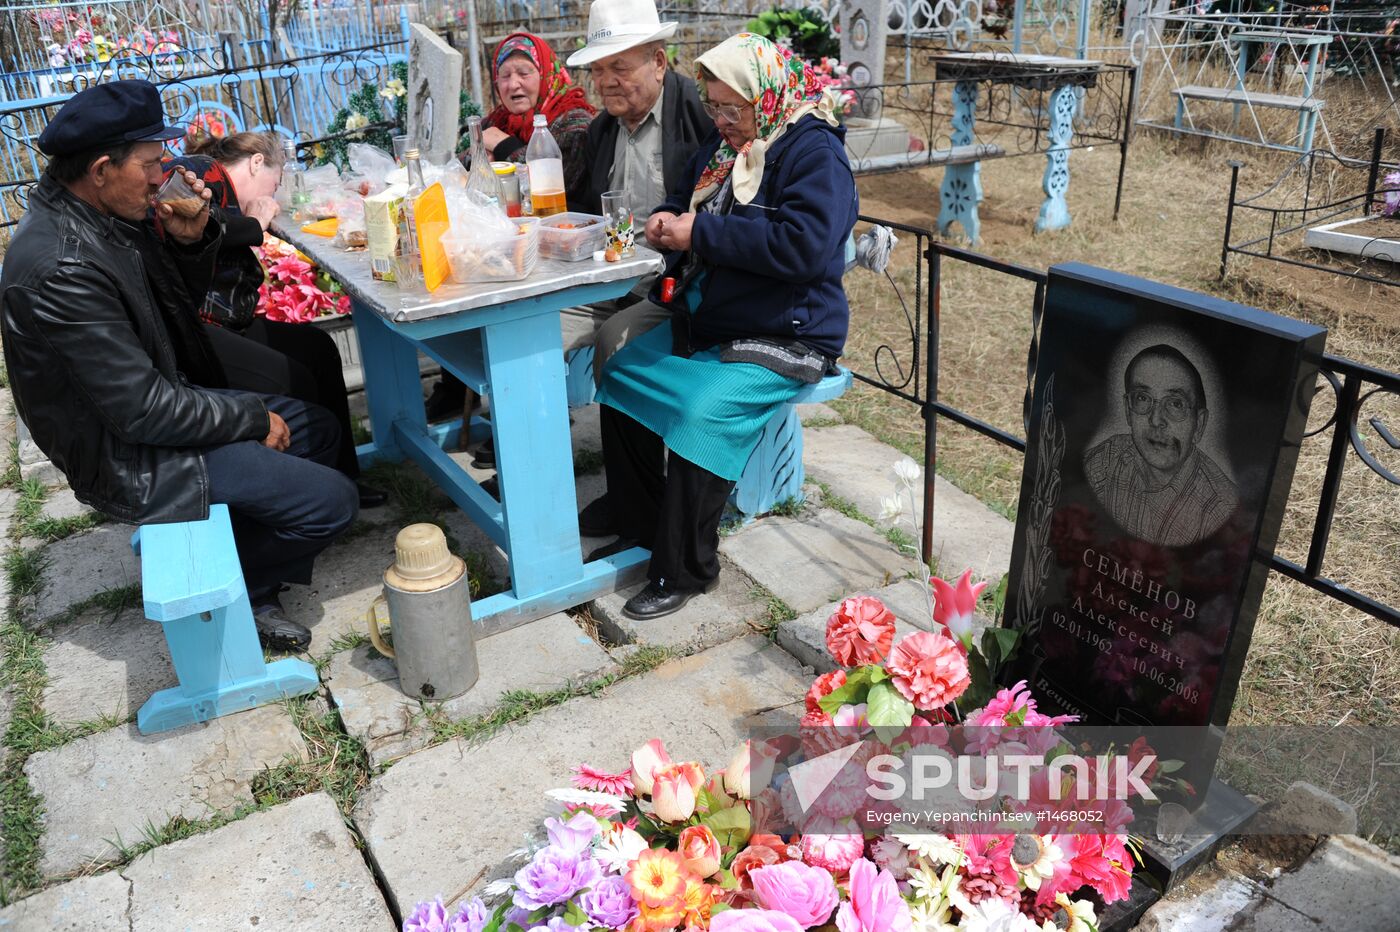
left=586, top=537, right=641, bottom=562
left=356, top=482, right=388, bottom=508
left=578, top=497, right=617, bottom=538
left=252, top=605, right=312, bottom=652
left=479, top=474, right=499, bottom=500
left=425, top=379, right=466, bottom=423
left=471, top=436, right=496, bottom=469
left=622, top=579, right=711, bottom=620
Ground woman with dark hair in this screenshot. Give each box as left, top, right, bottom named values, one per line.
left=590, top=33, right=859, bottom=619
left=429, top=31, right=598, bottom=434
left=165, top=130, right=385, bottom=506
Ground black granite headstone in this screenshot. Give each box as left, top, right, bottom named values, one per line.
left=1004, top=263, right=1326, bottom=731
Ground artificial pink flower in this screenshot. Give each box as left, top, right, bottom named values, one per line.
left=931, top=568, right=986, bottom=646
left=1065, top=834, right=1133, bottom=904
left=630, top=738, right=673, bottom=796
left=886, top=631, right=970, bottom=711
left=825, top=597, right=896, bottom=668
left=679, top=825, right=722, bottom=878
left=805, top=669, right=847, bottom=713
left=652, top=763, right=700, bottom=822
left=725, top=739, right=780, bottom=800
left=834, top=858, right=913, bottom=932
left=572, top=763, right=634, bottom=797
left=711, top=909, right=804, bottom=932
left=800, top=832, right=864, bottom=874
left=750, top=860, right=840, bottom=927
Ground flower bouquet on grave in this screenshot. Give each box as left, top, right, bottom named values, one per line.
left=255, top=235, right=351, bottom=324
left=402, top=575, right=1163, bottom=932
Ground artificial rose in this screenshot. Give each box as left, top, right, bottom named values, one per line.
left=711, top=908, right=805, bottom=932
left=886, top=630, right=971, bottom=711
left=631, top=738, right=673, bottom=796
left=825, top=596, right=896, bottom=667
left=577, top=873, right=640, bottom=928
left=750, top=861, right=840, bottom=927
left=679, top=825, right=723, bottom=878
left=725, top=739, right=780, bottom=799
left=512, top=845, right=602, bottom=911
left=653, top=764, right=700, bottom=822
left=834, top=858, right=914, bottom=932
left=402, top=897, right=449, bottom=932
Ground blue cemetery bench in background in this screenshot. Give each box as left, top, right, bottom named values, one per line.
left=131, top=505, right=318, bottom=735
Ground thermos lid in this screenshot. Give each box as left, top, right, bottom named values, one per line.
left=385, top=523, right=465, bottom=592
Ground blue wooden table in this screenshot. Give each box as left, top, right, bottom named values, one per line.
left=276, top=224, right=663, bottom=637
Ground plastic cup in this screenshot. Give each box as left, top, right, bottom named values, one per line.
left=154, top=169, right=206, bottom=220
left=601, top=189, right=635, bottom=259
left=392, top=134, right=411, bottom=163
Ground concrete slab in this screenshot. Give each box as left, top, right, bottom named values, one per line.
left=41, top=489, right=96, bottom=524
left=1136, top=867, right=1261, bottom=932
left=123, top=793, right=394, bottom=931
left=26, top=704, right=307, bottom=877
left=41, top=608, right=175, bottom=726
left=0, top=489, right=18, bottom=520
left=589, top=555, right=768, bottom=650
left=796, top=403, right=842, bottom=424
left=803, top=425, right=1015, bottom=582
left=1241, top=835, right=1400, bottom=930
left=283, top=522, right=400, bottom=658
left=571, top=403, right=602, bottom=456
left=719, top=510, right=919, bottom=615
left=354, top=636, right=810, bottom=915
left=30, top=525, right=139, bottom=626
left=325, top=612, right=614, bottom=766
left=0, top=871, right=130, bottom=930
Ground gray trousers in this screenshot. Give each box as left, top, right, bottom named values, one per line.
left=559, top=275, right=670, bottom=386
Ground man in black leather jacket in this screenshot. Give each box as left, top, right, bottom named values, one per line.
left=0, top=80, right=356, bottom=651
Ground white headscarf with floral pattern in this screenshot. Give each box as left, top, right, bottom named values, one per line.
left=690, top=32, right=840, bottom=211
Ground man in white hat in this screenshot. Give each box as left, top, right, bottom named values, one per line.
left=561, top=0, right=711, bottom=372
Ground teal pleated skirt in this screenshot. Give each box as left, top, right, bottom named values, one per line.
left=596, top=323, right=805, bottom=482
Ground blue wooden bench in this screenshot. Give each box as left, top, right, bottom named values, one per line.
left=130, top=504, right=319, bottom=735
left=563, top=348, right=852, bottom=520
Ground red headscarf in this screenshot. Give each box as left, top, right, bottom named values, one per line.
left=485, top=31, right=594, bottom=143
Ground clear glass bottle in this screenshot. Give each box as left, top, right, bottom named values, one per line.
left=393, top=148, right=426, bottom=290
left=463, top=116, right=501, bottom=210
left=284, top=138, right=312, bottom=222
left=525, top=114, right=566, bottom=217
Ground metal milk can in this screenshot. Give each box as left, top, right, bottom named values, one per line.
left=366, top=523, right=479, bottom=700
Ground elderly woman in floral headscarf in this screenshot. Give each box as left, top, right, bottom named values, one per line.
left=476, top=30, right=595, bottom=191
left=587, top=32, right=858, bottom=621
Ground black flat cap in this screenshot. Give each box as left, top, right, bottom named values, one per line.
left=38, top=79, right=185, bottom=157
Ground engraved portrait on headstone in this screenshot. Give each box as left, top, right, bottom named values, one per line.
left=407, top=23, right=463, bottom=166
left=1083, top=337, right=1241, bottom=548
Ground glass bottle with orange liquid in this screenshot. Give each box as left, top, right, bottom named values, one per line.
left=526, top=114, right=567, bottom=217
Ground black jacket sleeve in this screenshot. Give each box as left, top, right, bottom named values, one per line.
left=15, top=263, right=269, bottom=447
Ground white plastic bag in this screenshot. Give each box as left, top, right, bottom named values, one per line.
left=347, top=143, right=398, bottom=185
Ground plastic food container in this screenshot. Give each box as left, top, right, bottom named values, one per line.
left=441, top=217, right=540, bottom=283
left=537, top=212, right=605, bottom=261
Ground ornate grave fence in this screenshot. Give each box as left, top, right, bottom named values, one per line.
left=847, top=213, right=1400, bottom=628
left=0, top=31, right=411, bottom=242
left=1221, top=127, right=1400, bottom=289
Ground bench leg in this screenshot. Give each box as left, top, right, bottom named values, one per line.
left=938, top=80, right=982, bottom=245
left=137, top=596, right=318, bottom=735
left=730, top=405, right=804, bottom=521
left=565, top=346, right=597, bottom=408
left=1036, top=84, right=1077, bottom=233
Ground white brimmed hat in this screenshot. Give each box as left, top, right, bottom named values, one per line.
left=566, top=0, right=678, bottom=67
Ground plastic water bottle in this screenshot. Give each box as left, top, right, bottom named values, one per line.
left=525, top=114, right=566, bottom=217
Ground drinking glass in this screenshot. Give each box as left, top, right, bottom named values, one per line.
left=392, top=134, right=411, bottom=164
left=601, top=189, right=635, bottom=259
left=154, top=170, right=205, bottom=219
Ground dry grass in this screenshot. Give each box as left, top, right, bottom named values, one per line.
left=845, top=130, right=1400, bottom=728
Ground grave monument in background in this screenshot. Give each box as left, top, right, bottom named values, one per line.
left=407, top=23, right=464, bottom=166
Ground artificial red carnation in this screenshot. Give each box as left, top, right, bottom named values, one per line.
left=825, top=596, right=896, bottom=667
